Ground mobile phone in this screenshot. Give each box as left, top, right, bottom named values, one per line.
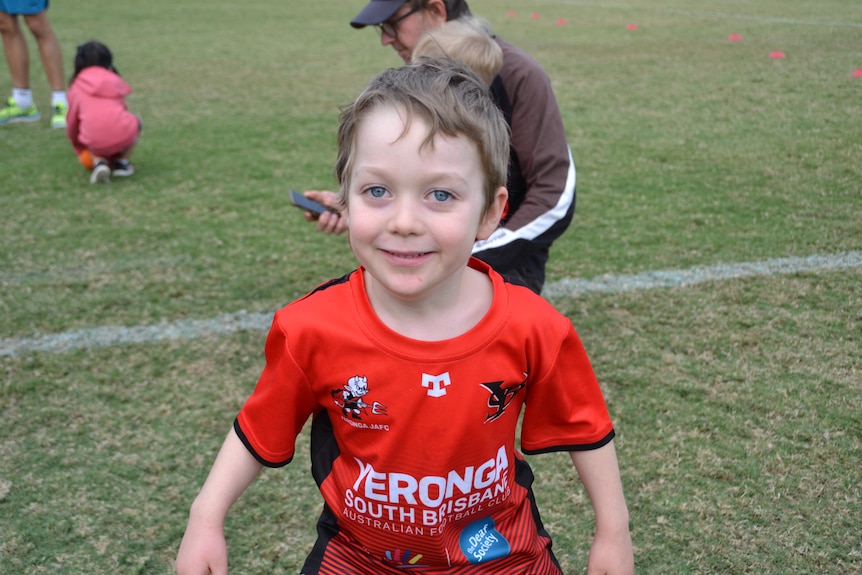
left=289, top=189, right=330, bottom=216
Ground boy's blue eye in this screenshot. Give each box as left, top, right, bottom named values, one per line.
left=368, top=186, right=387, bottom=198
left=431, top=189, right=452, bottom=202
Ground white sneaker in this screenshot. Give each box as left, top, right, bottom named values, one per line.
left=90, top=161, right=111, bottom=184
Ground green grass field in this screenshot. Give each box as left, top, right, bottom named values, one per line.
left=1, top=0, right=860, bottom=573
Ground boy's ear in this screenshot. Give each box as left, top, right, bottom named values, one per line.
left=476, top=186, right=508, bottom=241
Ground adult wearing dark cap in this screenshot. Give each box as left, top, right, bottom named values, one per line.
left=306, top=0, right=574, bottom=295
left=351, top=0, right=576, bottom=295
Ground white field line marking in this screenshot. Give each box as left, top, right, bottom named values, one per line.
left=0, top=256, right=192, bottom=286
left=1, top=251, right=860, bottom=358
left=542, top=251, right=862, bottom=298
left=0, top=311, right=276, bottom=358
left=553, top=1, right=862, bottom=28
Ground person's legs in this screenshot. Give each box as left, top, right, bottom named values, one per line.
left=0, top=11, right=41, bottom=123
left=0, top=11, right=30, bottom=90
left=23, top=11, right=64, bottom=92
left=22, top=9, right=66, bottom=127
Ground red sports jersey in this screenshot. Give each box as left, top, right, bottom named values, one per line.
left=235, top=258, right=614, bottom=574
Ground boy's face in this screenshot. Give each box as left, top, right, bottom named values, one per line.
left=346, top=105, right=506, bottom=303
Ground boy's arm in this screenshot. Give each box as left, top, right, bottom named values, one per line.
left=570, top=440, right=634, bottom=575
left=176, top=427, right=263, bottom=575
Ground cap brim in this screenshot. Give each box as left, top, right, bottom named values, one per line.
left=350, top=0, right=404, bottom=28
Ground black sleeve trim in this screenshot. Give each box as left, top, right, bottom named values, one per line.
left=521, top=429, right=615, bottom=455
left=233, top=419, right=293, bottom=468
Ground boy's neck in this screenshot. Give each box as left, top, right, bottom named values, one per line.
left=363, top=266, right=494, bottom=341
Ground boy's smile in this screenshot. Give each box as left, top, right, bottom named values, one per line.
left=346, top=105, right=505, bottom=306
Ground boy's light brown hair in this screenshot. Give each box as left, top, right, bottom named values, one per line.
left=334, top=57, right=510, bottom=214
left=412, top=17, right=502, bottom=86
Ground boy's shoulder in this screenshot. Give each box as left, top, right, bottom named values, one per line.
left=265, top=270, right=361, bottom=352
left=475, top=260, right=571, bottom=336
left=281, top=270, right=357, bottom=314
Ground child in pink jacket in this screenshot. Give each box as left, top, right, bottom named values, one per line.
left=66, top=41, right=141, bottom=184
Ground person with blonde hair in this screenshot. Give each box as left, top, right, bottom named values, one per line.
left=412, top=16, right=501, bottom=85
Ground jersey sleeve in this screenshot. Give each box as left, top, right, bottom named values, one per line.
left=234, top=310, right=319, bottom=467
left=520, top=322, right=614, bottom=453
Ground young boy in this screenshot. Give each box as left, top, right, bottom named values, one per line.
left=175, top=58, right=633, bottom=575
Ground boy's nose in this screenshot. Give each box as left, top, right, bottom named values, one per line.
left=388, top=198, right=423, bottom=235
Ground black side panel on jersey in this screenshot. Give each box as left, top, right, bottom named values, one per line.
left=310, top=410, right=340, bottom=487
left=515, top=457, right=563, bottom=572
left=301, top=411, right=343, bottom=574
left=301, top=503, right=341, bottom=575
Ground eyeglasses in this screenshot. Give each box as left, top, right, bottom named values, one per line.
left=375, top=6, right=420, bottom=40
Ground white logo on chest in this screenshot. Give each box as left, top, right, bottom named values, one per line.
left=422, top=372, right=451, bottom=397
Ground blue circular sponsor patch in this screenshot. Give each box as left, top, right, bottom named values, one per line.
left=458, top=517, right=511, bottom=564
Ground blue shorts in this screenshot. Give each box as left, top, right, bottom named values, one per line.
left=0, top=0, right=48, bottom=15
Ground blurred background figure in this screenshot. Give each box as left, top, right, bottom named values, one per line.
left=0, top=0, right=67, bottom=128
left=66, top=40, right=141, bottom=184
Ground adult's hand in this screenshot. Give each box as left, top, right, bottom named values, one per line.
left=304, top=190, right=348, bottom=235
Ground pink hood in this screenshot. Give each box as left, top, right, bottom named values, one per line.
left=72, top=66, right=132, bottom=100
